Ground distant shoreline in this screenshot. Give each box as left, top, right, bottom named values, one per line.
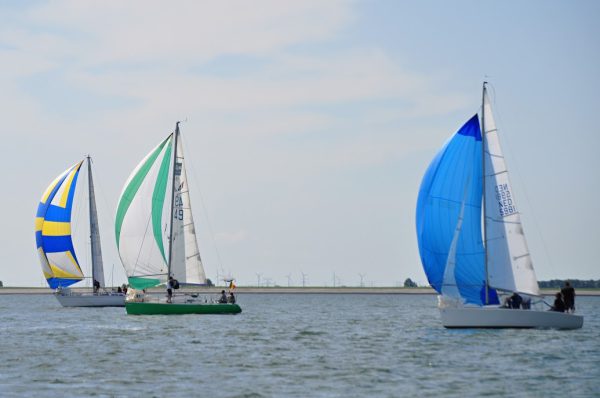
left=1, top=286, right=599, bottom=296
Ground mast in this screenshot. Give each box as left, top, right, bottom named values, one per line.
left=167, top=122, right=180, bottom=277
left=87, top=155, right=105, bottom=288
left=482, top=82, right=489, bottom=304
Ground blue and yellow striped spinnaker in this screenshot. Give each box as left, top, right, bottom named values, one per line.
left=35, top=161, right=84, bottom=289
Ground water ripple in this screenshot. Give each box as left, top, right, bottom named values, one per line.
left=0, top=294, right=598, bottom=397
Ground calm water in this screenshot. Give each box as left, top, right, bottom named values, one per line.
left=0, top=294, right=598, bottom=397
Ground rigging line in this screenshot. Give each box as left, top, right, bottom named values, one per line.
left=485, top=218, right=523, bottom=225
left=486, top=82, right=556, bottom=277
left=132, top=213, right=154, bottom=277
left=179, top=132, right=226, bottom=274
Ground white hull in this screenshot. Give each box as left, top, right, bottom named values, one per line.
left=440, top=306, right=583, bottom=329
left=55, top=292, right=125, bottom=307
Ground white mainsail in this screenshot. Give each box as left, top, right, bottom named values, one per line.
left=87, top=157, right=105, bottom=287
left=482, top=87, right=540, bottom=296
left=170, top=135, right=206, bottom=284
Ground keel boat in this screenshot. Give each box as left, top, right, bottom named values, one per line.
left=35, top=156, right=125, bottom=307
left=115, top=123, right=241, bottom=315
left=416, top=83, right=582, bottom=329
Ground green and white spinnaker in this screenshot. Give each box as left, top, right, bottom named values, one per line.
left=115, top=130, right=206, bottom=289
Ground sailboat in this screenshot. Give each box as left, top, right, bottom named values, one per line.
left=115, top=122, right=241, bottom=315
left=35, top=156, right=125, bottom=307
left=416, top=83, right=583, bottom=329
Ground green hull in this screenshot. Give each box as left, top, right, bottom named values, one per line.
left=126, top=302, right=242, bottom=315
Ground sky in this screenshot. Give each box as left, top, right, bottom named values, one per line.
left=1, top=0, right=599, bottom=287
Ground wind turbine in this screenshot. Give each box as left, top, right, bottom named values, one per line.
left=255, top=273, right=262, bottom=287
left=358, top=273, right=366, bottom=288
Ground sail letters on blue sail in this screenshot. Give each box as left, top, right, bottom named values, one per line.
left=416, top=115, right=499, bottom=305
left=35, top=162, right=85, bottom=289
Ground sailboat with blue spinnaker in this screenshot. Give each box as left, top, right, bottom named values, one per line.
left=416, top=83, right=582, bottom=329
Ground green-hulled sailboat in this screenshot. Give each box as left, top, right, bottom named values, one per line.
left=115, top=122, right=241, bottom=315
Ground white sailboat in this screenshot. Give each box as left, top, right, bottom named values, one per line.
left=416, top=83, right=582, bottom=329
left=115, top=122, right=241, bottom=315
left=35, top=156, right=125, bottom=307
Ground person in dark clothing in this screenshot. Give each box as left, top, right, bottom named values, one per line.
left=501, top=292, right=523, bottom=309
left=228, top=292, right=236, bottom=304
left=521, top=295, right=531, bottom=310
left=561, top=281, right=575, bottom=313
left=550, top=292, right=566, bottom=312
left=218, top=290, right=227, bottom=304
left=509, top=293, right=523, bottom=309
left=166, top=276, right=174, bottom=303
left=93, top=279, right=100, bottom=293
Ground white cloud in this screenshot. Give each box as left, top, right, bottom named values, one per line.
left=0, top=1, right=464, bottom=287
left=26, top=0, right=353, bottom=65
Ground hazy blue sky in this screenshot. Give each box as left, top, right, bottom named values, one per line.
left=1, top=1, right=599, bottom=287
